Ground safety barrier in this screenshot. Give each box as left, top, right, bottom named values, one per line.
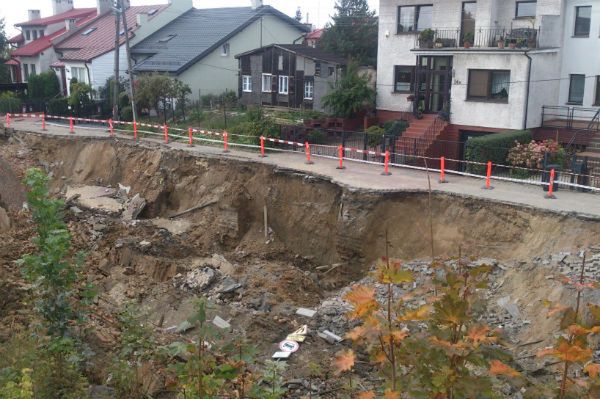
left=4, top=112, right=600, bottom=198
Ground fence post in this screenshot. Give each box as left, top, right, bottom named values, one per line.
left=362, top=132, right=368, bottom=161
left=188, top=127, right=193, bottom=147
left=482, top=161, right=494, bottom=190
left=163, top=124, right=169, bottom=144
left=439, top=156, right=448, bottom=183
left=69, top=117, right=74, bottom=134
left=108, top=119, right=114, bottom=136
left=42, top=113, right=46, bottom=131
left=381, top=150, right=391, bottom=176
left=305, top=141, right=314, bottom=165
left=133, top=121, right=138, bottom=141
left=545, top=168, right=557, bottom=199
left=336, top=145, right=345, bottom=170
left=259, top=136, right=266, bottom=157
left=223, top=131, right=230, bottom=153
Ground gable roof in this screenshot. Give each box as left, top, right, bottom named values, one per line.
left=305, top=28, right=324, bottom=40
left=131, top=6, right=310, bottom=74
left=11, top=28, right=67, bottom=57
left=236, top=44, right=347, bottom=65
left=54, top=5, right=168, bottom=63
left=16, top=8, right=97, bottom=27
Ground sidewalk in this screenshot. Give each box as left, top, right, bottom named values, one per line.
left=7, top=118, right=600, bottom=219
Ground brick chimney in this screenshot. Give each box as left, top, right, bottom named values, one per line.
left=65, top=18, right=76, bottom=31
left=28, top=10, right=41, bottom=21
left=251, top=0, right=263, bottom=10
left=97, top=0, right=112, bottom=15
left=52, top=0, right=74, bottom=16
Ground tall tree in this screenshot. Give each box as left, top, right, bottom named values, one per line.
left=319, top=0, right=378, bottom=66
left=0, top=18, right=11, bottom=83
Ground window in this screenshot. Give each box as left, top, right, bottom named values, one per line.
left=278, top=55, right=284, bottom=71
left=278, top=75, right=289, bottom=94
left=23, top=64, right=29, bottom=81
left=262, top=74, right=272, bottom=92
left=304, top=79, right=314, bottom=100
left=328, top=66, right=335, bottom=77
left=148, top=8, right=158, bottom=15
left=394, top=66, right=415, bottom=93
left=222, top=43, right=230, bottom=56
left=467, top=69, right=510, bottom=102
left=315, top=62, right=321, bottom=77
left=397, top=5, right=433, bottom=33
left=516, top=1, right=537, bottom=18
left=39, top=29, right=44, bottom=37
left=158, top=34, right=176, bottom=43
left=25, top=30, right=31, bottom=40
left=242, top=75, right=252, bottom=92
left=71, top=67, right=88, bottom=84
left=568, top=74, right=585, bottom=104
left=574, top=6, right=592, bottom=37
left=82, top=27, right=97, bottom=36
left=30, top=64, right=36, bottom=76
left=33, top=30, right=38, bottom=40
left=595, top=76, right=600, bottom=106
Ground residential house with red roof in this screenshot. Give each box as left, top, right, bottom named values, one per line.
left=53, top=0, right=192, bottom=95
left=6, top=0, right=97, bottom=87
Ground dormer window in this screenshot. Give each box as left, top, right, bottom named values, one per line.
left=82, top=27, right=97, bottom=36
left=25, top=30, right=31, bottom=40
left=33, top=30, right=38, bottom=40
left=148, top=8, right=158, bottom=15
left=158, top=34, right=176, bottom=43
left=222, top=43, right=230, bottom=56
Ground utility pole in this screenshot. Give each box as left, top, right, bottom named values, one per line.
left=112, top=0, right=121, bottom=121
left=120, top=0, right=137, bottom=123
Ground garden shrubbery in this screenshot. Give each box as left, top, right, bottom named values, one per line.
left=465, top=130, right=531, bottom=173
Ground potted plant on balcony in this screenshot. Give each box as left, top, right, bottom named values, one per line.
left=419, top=29, right=435, bottom=49
left=434, top=38, right=444, bottom=48
left=516, top=38, right=527, bottom=48
left=463, top=32, right=474, bottom=48
left=497, top=36, right=505, bottom=48
left=508, top=39, right=517, bottom=49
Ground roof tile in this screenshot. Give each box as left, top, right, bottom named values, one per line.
left=16, top=8, right=97, bottom=27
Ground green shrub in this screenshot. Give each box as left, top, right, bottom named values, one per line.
left=384, top=120, right=409, bottom=137
left=47, top=98, right=69, bottom=116
left=0, top=92, right=22, bottom=114
left=465, top=130, right=531, bottom=173
left=307, top=129, right=326, bottom=144
left=120, top=106, right=133, bottom=121
left=27, top=71, right=60, bottom=101
left=366, top=125, right=385, bottom=147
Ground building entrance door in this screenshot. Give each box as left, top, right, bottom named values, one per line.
left=415, top=56, right=453, bottom=114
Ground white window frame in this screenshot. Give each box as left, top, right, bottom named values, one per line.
left=71, top=66, right=88, bottom=84
left=278, top=75, right=289, bottom=95
left=221, top=42, right=230, bottom=56
left=304, top=79, right=314, bottom=100
left=262, top=74, right=272, bottom=92
left=242, top=75, right=252, bottom=92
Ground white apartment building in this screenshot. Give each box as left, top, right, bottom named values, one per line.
left=377, top=0, right=600, bottom=135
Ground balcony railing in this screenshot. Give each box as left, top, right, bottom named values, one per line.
left=414, top=27, right=539, bottom=50
left=542, top=106, right=600, bottom=132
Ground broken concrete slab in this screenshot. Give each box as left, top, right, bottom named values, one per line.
left=497, top=296, right=521, bottom=319
left=152, top=218, right=191, bottom=235
left=212, top=315, right=231, bottom=330
left=272, top=351, right=291, bottom=359
left=322, top=330, right=343, bottom=343
left=296, top=308, right=317, bottom=318
left=175, top=267, right=216, bottom=292
left=65, top=186, right=122, bottom=213
left=123, top=194, right=146, bottom=220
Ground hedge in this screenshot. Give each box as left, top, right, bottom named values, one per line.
left=465, top=130, right=531, bottom=173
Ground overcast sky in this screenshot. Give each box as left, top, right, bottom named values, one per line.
left=2, top=0, right=379, bottom=37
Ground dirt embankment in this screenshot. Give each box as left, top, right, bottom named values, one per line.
left=19, top=133, right=600, bottom=269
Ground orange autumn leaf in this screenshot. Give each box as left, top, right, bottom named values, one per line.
left=372, top=350, right=388, bottom=364
left=538, top=341, right=592, bottom=363
left=354, top=391, right=376, bottom=399
left=467, top=325, right=496, bottom=345
left=568, top=324, right=591, bottom=336
left=344, top=285, right=379, bottom=319
left=333, top=350, right=355, bottom=374
left=584, top=363, right=600, bottom=378
left=398, top=305, right=431, bottom=321
left=346, top=325, right=366, bottom=341
left=384, top=390, right=401, bottom=399
left=489, top=360, right=521, bottom=378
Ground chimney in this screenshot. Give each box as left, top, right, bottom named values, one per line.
left=137, top=13, right=148, bottom=27
left=65, top=18, right=76, bottom=31
left=251, top=0, right=263, bottom=10
left=28, top=10, right=41, bottom=21
left=97, top=0, right=112, bottom=15
left=52, top=0, right=74, bottom=16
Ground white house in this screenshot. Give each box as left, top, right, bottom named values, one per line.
left=377, top=0, right=600, bottom=142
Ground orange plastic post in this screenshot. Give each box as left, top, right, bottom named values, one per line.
left=223, top=131, right=229, bottom=153
left=483, top=161, right=493, bottom=190
left=133, top=121, right=138, bottom=141
left=439, top=156, right=447, bottom=183
left=259, top=136, right=266, bottom=157
left=108, top=119, right=114, bottom=136
left=382, top=150, right=391, bottom=176
left=42, top=113, right=46, bottom=131
left=163, top=124, right=169, bottom=144
left=5, top=113, right=10, bottom=128
left=188, top=127, right=193, bottom=147
left=336, top=145, right=345, bottom=170
left=545, top=168, right=556, bottom=199
left=69, top=117, right=74, bottom=134
left=305, top=141, right=314, bottom=164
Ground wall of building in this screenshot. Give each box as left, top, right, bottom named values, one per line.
left=558, top=0, right=600, bottom=108
left=177, top=14, right=305, bottom=100
left=18, top=49, right=58, bottom=82
left=527, top=50, right=561, bottom=128
left=90, top=45, right=129, bottom=93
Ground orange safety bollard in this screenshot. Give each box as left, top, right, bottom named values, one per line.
left=188, top=127, right=193, bottom=147
left=69, top=117, right=74, bottom=134
left=223, top=131, right=230, bottom=153
left=545, top=168, right=557, bottom=199
left=163, top=124, right=169, bottom=144
left=259, top=136, right=266, bottom=157
left=108, top=119, right=114, bottom=136
left=482, top=161, right=493, bottom=190
left=133, top=121, right=138, bottom=141
left=336, top=145, right=345, bottom=170
left=5, top=113, right=10, bottom=128
left=42, top=113, right=46, bottom=131
left=381, top=150, right=391, bottom=176
left=439, top=156, right=447, bottom=183
left=305, top=141, right=314, bottom=165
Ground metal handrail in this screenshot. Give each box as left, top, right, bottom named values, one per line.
left=565, top=108, right=600, bottom=151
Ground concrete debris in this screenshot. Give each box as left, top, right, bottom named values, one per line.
left=70, top=206, right=83, bottom=215
left=497, top=296, right=521, bottom=319
left=317, top=331, right=336, bottom=344
left=66, top=186, right=122, bottom=214
left=272, top=351, right=291, bottom=359
left=139, top=240, right=152, bottom=249
left=174, top=267, right=216, bottom=292
left=321, top=330, right=343, bottom=343
left=175, top=320, right=194, bottom=333
left=123, top=194, right=146, bottom=220
left=152, top=218, right=191, bottom=235
left=0, top=207, right=10, bottom=231
left=218, top=276, right=242, bottom=294
left=212, top=315, right=231, bottom=330
left=117, top=183, right=131, bottom=197
left=296, top=308, right=317, bottom=318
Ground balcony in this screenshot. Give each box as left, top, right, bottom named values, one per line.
left=413, top=27, right=539, bottom=51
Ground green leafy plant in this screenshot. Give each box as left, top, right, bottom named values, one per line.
left=322, top=62, right=376, bottom=118
left=465, top=130, right=532, bottom=174
left=68, top=82, right=95, bottom=117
